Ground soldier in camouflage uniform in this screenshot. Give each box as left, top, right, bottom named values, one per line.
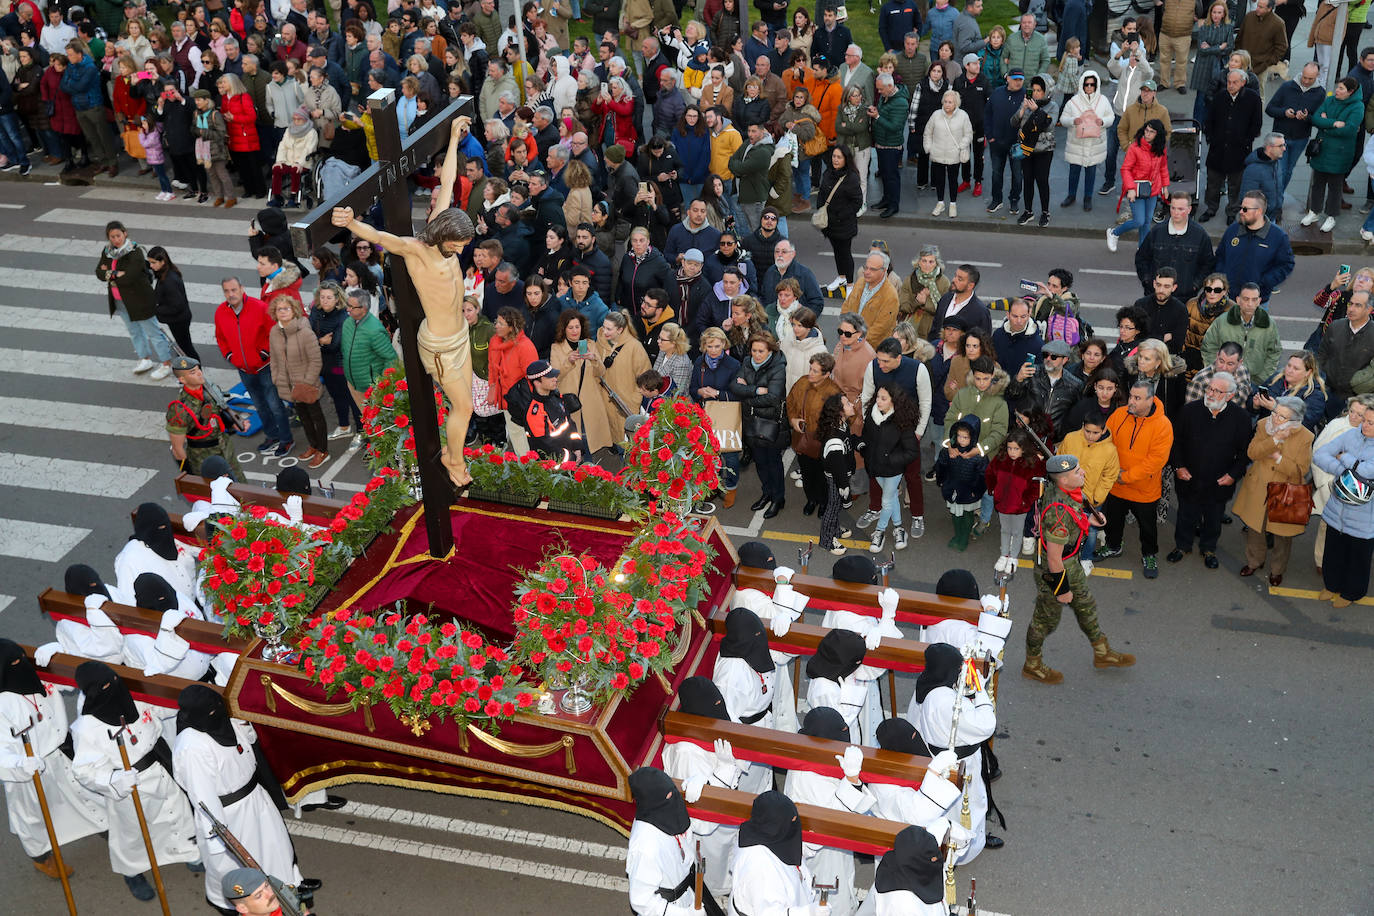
left=1024, top=454, right=1136, bottom=684
left=166, top=356, right=245, bottom=479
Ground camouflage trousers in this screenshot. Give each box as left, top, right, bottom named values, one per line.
left=186, top=440, right=244, bottom=480
left=1027, top=558, right=1103, bottom=655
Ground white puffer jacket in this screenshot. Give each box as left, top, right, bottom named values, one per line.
left=1059, top=72, right=1116, bottom=167
left=274, top=127, right=319, bottom=169
left=922, top=106, right=973, bottom=166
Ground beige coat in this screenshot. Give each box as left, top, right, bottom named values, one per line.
left=550, top=340, right=617, bottom=454
left=840, top=280, right=901, bottom=348
left=268, top=317, right=323, bottom=401
left=1232, top=423, right=1315, bottom=537
left=594, top=332, right=651, bottom=436
left=563, top=186, right=594, bottom=228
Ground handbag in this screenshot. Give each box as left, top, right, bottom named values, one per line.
left=122, top=128, right=146, bottom=160
left=811, top=173, right=845, bottom=230
left=802, top=119, right=830, bottom=157
left=1305, top=134, right=1323, bottom=161
left=742, top=403, right=781, bottom=444
left=1265, top=481, right=1314, bottom=526
left=291, top=382, right=321, bottom=403
left=702, top=400, right=743, bottom=452
left=1074, top=113, right=1103, bottom=139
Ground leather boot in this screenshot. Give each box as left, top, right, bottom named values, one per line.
left=1021, top=654, right=1063, bottom=684
left=1091, top=637, right=1135, bottom=668
left=33, top=856, right=74, bottom=879
left=722, top=489, right=736, bottom=509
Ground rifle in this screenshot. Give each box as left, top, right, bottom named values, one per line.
left=797, top=541, right=813, bottom=575
left=198, top=802, right=304, bottom=916
left=599, top=377, right=634, bottom=418
left=156, top=327, right=250, bottom=434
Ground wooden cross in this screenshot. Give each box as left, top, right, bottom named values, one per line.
left=291, top=89, right=476, bottom=558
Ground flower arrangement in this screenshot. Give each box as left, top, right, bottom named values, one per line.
left=621, top=399, right=722, bottom=508
left=510, top=513, right=716, bottom=705
left=360, top=366, right=448, bottom=474
left=298, top=604, right=537, bottom=735
left=304, top=468, right=417, bottom=609
left=461, top=445, right=646, bottom=518
left=201, top=507, right=327, bottom=640
left=463, top=446, right=548, bottom=503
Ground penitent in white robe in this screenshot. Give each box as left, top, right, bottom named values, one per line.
left=817, top=609, right=907, bottom=746
left=122, top=607, right=217, bottom=682
left=173, top=720, right=301, bottom=909
left=730, top=587, right=800, bottom=733
left=113, top=539, right=204, bottom=615
left=804, top=663, right=883, bottom=748
left=627, top=819, right=698, bottom=916
left=0, top=683, right=108, bottom=857
left=660, top=740, right=744, bottom=898
left=712, top=656, right=777, bottom=795
left=781, top=769, right=875, bottom=916
left=70, top=701, right=200, bottom=876
left=728, top=845, right=815, bottom=916
left=908, top=687, right=995, bottom=864
left=873, top=889, right=949, bottom=916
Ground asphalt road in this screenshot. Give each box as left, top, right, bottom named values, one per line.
left=0, top=180, right=1371, bottom=916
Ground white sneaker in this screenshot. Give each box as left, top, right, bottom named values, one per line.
left=790, top=468, right=802, bottom=479
left=350, top=434, right=364, bottom=449
left=948, top=202, right=957, bottom=218
left=1106, top=227, right=1118, bottom=252
left=1362, top=229, right=1374, bottom=242
left=825, top=276, right=845, bottom=291
left=155, top=191, right=170, bottom=201
left=993, top=556, right=1007, bottom=574
left=1080, top=559, right=1095, bottom=576
left=149, top=363, right=172, bottom=380
left=869, top=529, right=887, bottom=554
left=132, top=358, right=155, bottom=374
left=1300, top=210, right=1319, bottom=226
left=328, top=426, right=353, bottom=440
left=856, top=205, right=867, bottom=217
left=932, top=201, right=946, bottom=216
left=1022, top=536, right=1036, bottom=555
left=171, top=179, right=188, bottom=189
left=1320, top=216, right=1336, bottom=233
left=894, top=527, right=909, bottom=550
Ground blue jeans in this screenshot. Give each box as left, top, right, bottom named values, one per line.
left=988, top=142, right=1022, bottom=207
left=1102, top=130, right=1121, bottom=185
left=1065, top=163, right=1097, bottom=199
left=116, top=309, right=173, bottom=362
left=792, top=155, right=812, bottom=200
left=1278, top=138, right=1308, bottom=195
left=720, top=451, right=740, bottom=491
left=1082, top=524, right=1099, bottom=560
left=151, top=162, right=172, bottom=193
left=876, top=146, right=903, bottom=211
left=238, top=367, right=293, bottom=444
left=39, top=128, right=65, bottom=159
left=875, top=475, right=903, bottom=531
left=980, top=491, right=995, bottom=525
left=1112, top=194, right=1157, bottom=245
left=0, top=113, right=30, bottom=167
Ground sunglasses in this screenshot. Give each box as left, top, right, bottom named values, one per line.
left=1204, top=286, right=1225, bottom=293
left=761, top=214, right=778, bottom=221
left=838, top=329, right=857, bottom=338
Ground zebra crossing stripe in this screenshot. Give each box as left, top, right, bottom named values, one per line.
left=36, top=206, right=264, bottom=239
left=0, top=395, right=167, bottom=440
left=0, top=347, right=238, bottom=390
left=0, top=305, right=218, bottom=347
left=0, top=517, right=93, bottom=561
left=0, top=265, right=226, bottom=306
left=0, top=595, right=14, bottom=614
left=0, top=453, right=158, bottom=499
left=0, top=233, right=248, bottom=273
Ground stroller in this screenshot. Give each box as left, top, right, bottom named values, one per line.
left=1166, top=118, right=1202, bottom=210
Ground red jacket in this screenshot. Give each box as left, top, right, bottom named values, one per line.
left=487, top=332, right=538, bottom=409
left=221, top=91, right=260, bottom=152
left=1118, top=139, right=1169, bottom=211
left=215, top=295, right=274, bottom=373
left=985, top=454, right=1044, bottom=514
left=112, top=76, right=147, bottom=124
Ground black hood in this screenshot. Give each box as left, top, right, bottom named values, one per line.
left=629, top=766, right=690, bottom=836
left=832, top=555, right=879, bottom=585
left=176, top=684, right=238, bottom=747
left=134, top=573, right=179, bottom=613
left=875, top=717, right=931, bottom=757
left=64, top=563, right=110, bottom=600
left=737, top=540, right=776, bottom=570
left=805, top=628, right=866, bottom=682
left=874, top=825, right=945, bottom=903
left=255, top=206, right=289, bottom=236
left=739, top=790, right=803, bottom=866
left=75, top=660, right=140, bottom=727
left=132, top=502, right=178, bottom=561
left=0, top=639, right=44, bottom=696
left=719, top=607, right=774, bottom=673
left=199, top=455, right=234, bottom=481
left=935, top=569, right=979, bottom=600
left=798, top=706, right=850, bottom=743
left=678, top=676, right=728, bottom=720
left=912, top=643, right=962, bottom=704
left=275, top=466, right=312, bottom=496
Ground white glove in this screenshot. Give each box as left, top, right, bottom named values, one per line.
left=771, top=613, right=791, bottom=637
left=682, top=773, right=707, bottom=804
left=812, top=905, right=832, bottom=916
left=110, top=769, right=138, bottom=796
left=83, top=593, right=107, bottom=611
left=284, top=494, right=304, bottom=524
left=836, top=745, right=864, bottom=780
left=980, top=593, right=1005, bottom=615
left=159, top=608, right=185, bottom=633
left=20, top=756, right=45, bottom=776
left=713, top=738, right=737, bottom=769
left=773, top=566, right=795, bottom=583
left=930, top=749, right=959, bottom=775
left=878, top=587, right=899, bottom=622
left=863, top=627, right=882, bottom=651
left=33, top=643, right=59, bottom=667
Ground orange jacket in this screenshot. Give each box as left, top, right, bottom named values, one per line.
left=1105, top=398, right=1174, bottom=503
left=803, top=75, right=841, bottom=141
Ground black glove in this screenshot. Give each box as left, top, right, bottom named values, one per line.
left=561, top=392, right=583, bottom=414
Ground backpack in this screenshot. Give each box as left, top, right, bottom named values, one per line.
left=1044, top=297, right=1091, bottom=346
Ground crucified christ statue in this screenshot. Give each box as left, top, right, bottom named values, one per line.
left=332, top=119, right=475, bottom=486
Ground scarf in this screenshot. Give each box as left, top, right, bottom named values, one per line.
left=1265, top=413, right=1299, bottom=437
left=871, top=404, right=893, bottom=424
left=104, top=236, right=136, bottom=259
left=749, top=354, right=767, bottom=369
left=704, top=352, right=721, bottom=369
left=288, top=119, right=314, bottom=138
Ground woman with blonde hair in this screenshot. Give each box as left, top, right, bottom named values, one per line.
left=1124, top=337, right=1187, bottom=419
left=1253, top=351, right=1328, bottom=431
left=562, top=159, right=595, bottom=227
left=653, top=321, right=693, bottom=394
left=724, top=294, right=770, bottom=363
left=268, top=294, right=326, bottom=466
left=922, top=90, right=972, bottom=217
left=595, top=309, right=652, bottom=438
left=1183, top=272, right=1232, bottom=374
left=217, top=71, right=267, bottom=199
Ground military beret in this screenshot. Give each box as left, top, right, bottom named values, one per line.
left=1046, top=454, right=1079, bottom=474
left=223, top=867, right=267, bottom=901
left=170, top=356, right=200, bottom=372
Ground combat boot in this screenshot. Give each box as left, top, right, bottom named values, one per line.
left=1092, top=637, right=1136, bottom=668
left=1021, top=654, right=1063, bottom=684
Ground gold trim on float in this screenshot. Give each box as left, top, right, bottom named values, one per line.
left=464, top=727, right=577, bottom=775
left=275, top=761, right=630, bottom=836
left=261, top=673, right=376, bottom=732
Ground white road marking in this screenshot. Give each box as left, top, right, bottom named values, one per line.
left=0, top=395, right=166, bottom=440
left=0, top=347, right=237, bottom=389
left=0, top=518, right=92, bottom=561
left=286, top=820, right=628, bottom=893
left=0, top=233, right=254, bottom=272
left=0, top=453, right=158, bottom=499
left=1079, top=268, right=1138, bottom=277
left=37, top=205, right=260, bottom=238
left=0, top=203, right=25, bottom=209
left=337, top=801, right=625, bottom=861
left=0, top=265, right=225, bottom=305
left=0, top=305, right=218, bottom=347
left=0, top=595, right=15, bottom=614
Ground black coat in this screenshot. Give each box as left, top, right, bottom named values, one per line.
left=1169, top=399, right=1252, bottom=502
left=858, top=409, right=920, bottom=477
left=616, top=248, right=679, bottom=315
left=1204, top=87, right=1263, bottom=173
left=730, top=351, right=790, bottom=449
left=1135, top=219, right=1216, bottom=300
left=574, top=245, right=615, bottom=303
left=1005, top=365, right=1083, bottom=436
left=248, top=208, right=310, bottom=278
left=156, top=97, right=196, bottom=157
left=1132, top=294, right=1190, bottom=355
left=152, top=270, right=193, bottom=325
left=816, top=167, right=864, bottom=242
left=309, top=304, right=346, bottom=369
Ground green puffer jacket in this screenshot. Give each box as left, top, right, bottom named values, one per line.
left=1310, top=91, right=1364, bottom=174
left=872, top=86, right=910, bottom=148
left=341, top=312, right=399, bottom=392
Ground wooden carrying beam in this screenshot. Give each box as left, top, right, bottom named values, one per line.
left=733, top=567, right=982, bottom=626
left=38, top=589, right=249, bottom=656
left=676, top=781, right=907, bottom=856
left=17, top=644, right=221, bottom=707
left=705, top=609, right=928, bottom=673
left=662, top=711, right=957, bottom=789
left=174, top=472, right=348, bottom=519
